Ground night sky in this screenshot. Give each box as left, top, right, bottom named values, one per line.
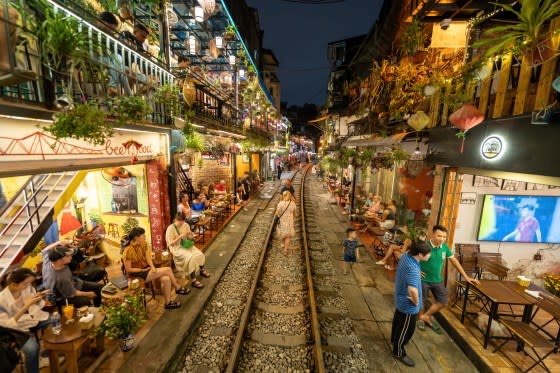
left=246, top=0, right=383, bottom=107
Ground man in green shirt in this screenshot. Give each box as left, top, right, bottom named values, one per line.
left=418, top=225, right=479, bottom=333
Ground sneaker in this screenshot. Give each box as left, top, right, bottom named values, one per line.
left=395, top=355, right=415, bottom=367
left=39, top=356, right=50, bottom=369
left=376, top=260, right=385, bottom=265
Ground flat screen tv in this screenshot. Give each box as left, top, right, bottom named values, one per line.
left=477, top=195, right=560, bottom=243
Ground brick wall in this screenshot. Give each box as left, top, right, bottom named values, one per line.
left=190, top=156, right=233, bottom=192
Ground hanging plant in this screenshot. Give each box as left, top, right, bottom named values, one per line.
left=358, top=149, right=374, bottom=169
left=45, top=102, right=112, bottom=145
left=224, top=24, right=236, bottom=41
left=185, top=132, right=206, bottom=152
left=386, top=147, right=409, bottom=168
left=399, top=19, right=427, bottom=58
left=154, top=83, right=181, bottom=117
left=114, top=95, right=152, bottom=123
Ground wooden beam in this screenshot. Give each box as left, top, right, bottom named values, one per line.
left=534, top=17, right=560, bottom=111
left=440, top=80, right=453, bottom=126
left=491, top=53, right=512, bottom=118
left=513, top=54, right=532, bottom=115
left=477, top=60, right=494, bottom=116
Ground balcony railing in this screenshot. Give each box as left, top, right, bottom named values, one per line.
left=0, top=0, right=276, bottom=139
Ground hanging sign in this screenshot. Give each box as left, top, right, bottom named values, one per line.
left=480, top=135, right=505, bottom=161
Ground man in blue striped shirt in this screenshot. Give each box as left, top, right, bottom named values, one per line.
left=391, top=240, right=432, bottom=367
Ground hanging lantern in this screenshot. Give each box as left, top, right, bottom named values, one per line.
left=407, top=111, right=430, bottom=131
left=194, top=6, right=204, bottom=22
left=208, top=38, right=219, bottom=59
left=229, top=55, right=236, bottom=65
left=186, top=35, right=200, bottom=55
left=182, top=80, right=196, bottom=107
left=198, top=0, right=216, bottom=18
left=449, top=103, right=485, bottom=153
left=215, top=36, right=223, bottom=49
left=423, top=84, right=436, bottom=96
left=406, top=146, right=424, bottom=177
left=238, top=69, right=245, bottom=79
left=220, top=71, right=232, bottom=87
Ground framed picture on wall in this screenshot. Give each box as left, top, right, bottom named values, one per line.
left=242, top=153, right=250, bottom=163
left=501, top=180, right=521, bottom=191
left=473, top=176, right=502, bottom=188
left=460, top=192, right=477, bottom=205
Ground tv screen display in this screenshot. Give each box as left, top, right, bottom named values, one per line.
left=478, top=195, right=560, bottom=243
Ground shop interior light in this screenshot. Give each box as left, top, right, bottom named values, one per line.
left=188, top=35, right=197, bottom=55
left=238, top=68, right=245, bottom=78
left=228, top=55, right=236, bottom=65
left=194, top=6, right=204, bottom=22
left=215, top=36, right=223, bottom=49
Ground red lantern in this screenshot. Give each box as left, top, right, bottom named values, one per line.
left=449, top=104, right=485, bottom=153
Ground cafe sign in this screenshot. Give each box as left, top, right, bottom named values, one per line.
left=480, top=135, right=505, bottom=161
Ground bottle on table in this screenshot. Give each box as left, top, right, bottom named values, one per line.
left=51, top=311, right=62, bottom=335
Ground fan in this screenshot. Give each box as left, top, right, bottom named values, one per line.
left=102, top=167, right=134, bottom=186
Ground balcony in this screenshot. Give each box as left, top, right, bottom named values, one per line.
left=0, top=0, right=275, bottom=139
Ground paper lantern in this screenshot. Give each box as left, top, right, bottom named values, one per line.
left=407, top=111, right=430, bottom=131
left=423, top=85, right=436, bottom=96
left=449, top=103, right=485, bottom=153
left=208, top=38, right=219, bottom=59
left=198, top=0, right=216, bottom=18
left=182, top=80, right=196, bottom=107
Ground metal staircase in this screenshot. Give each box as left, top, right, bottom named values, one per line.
left=0, top=172, right=79, bottom=278
left=176, top=161, right=195, bottom=201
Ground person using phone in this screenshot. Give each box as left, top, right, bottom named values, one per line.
left=0, top=268, right=50, bottom=373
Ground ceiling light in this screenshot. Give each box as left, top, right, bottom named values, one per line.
left=194, top=6, right=204, bottom=22
left=229, top=55, right=236, bottom=65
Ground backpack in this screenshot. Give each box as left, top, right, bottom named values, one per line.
left=0, top=327, right=29, bottom=373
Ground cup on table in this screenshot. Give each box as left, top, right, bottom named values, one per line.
left=63, top=304, right=75, bottom=320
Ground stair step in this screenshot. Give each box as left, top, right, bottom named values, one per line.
left=0, top=235, right=29, bottom=247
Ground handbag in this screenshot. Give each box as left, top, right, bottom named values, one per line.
left=274, top=201, right=292, bottom=228
left=174, top=224, right=194, bottom=249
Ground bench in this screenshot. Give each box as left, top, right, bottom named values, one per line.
left=494, top=319, right=556, bottom=372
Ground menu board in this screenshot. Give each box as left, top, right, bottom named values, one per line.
left=146, top=160, right=165, bottom=253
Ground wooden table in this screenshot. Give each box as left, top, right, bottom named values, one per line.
left=43, top=308, right=104, bottom=373
left=528, top=290, right=560, bottom=348
left=461, top=280, right=535, bottom=348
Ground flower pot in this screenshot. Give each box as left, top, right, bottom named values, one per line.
left=119, top=333, right=135, bottom=352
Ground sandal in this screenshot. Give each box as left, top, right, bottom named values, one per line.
left=200, top=269, right=211, bottom=278
left=164, top=300, right=181, bottom=309
left=417, top=320, right=426, bottom=331
left=176, top=287, right=191, bottom=295
left=191, top=280, right=204, bottom=289
left=430, top=321, right=442, bottom=334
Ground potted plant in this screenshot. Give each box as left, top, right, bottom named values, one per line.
left=223, top=24, right=236, bottom=41
left=98, top=294, right=146, bottom=351
left=154, top=83, right=181, bottom=117
left=473, top=0, right=560, bottom=66
left=114, top=95, right=152, bottom=124
left=121, top=217, right=139, bottom=236
left=184, top=132, right=206, bottom=152
left=88, top=210, right=104, bottom=228
left=399, top=19, right=427, bottom=64
left=44, top=102, right=112, bottom=145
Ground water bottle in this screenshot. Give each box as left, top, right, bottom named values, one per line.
left=51, top=311, right=62, bottom=335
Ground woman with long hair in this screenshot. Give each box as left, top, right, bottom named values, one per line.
left=122, top=227, right=190, bottom=309
left=0, top=268, right=50, bottom=373
left=177, top=191, right=192, bottom=219
left=275, top=190, right=297, bottom=255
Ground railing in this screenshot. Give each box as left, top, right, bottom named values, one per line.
left=176, top=161, right=195, bottom=202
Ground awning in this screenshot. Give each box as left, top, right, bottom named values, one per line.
left=307, top=115, right=330, bottom=123
left=342, top=132, right=411, bottom=147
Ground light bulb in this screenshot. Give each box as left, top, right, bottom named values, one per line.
left=215, top=36, right=223, bottom=49
left=229, top=55, right=236, bottom=65
left=238, top=69, right=245, bottom=78
left=194, top=6, right=204, bottom=22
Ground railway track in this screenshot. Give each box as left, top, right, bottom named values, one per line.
left=177, top=166, right=368, bottom=372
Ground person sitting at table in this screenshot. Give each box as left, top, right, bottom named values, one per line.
left=363, top=193, right=374, bottom=209
left=376, top=230, right=426, bottom=270
left=49, top=245, right=103, bottom=308
left=191, top=193, right=207, bottom=212
left=165, top=213, right=210, bottom=289
left=177, top=191, right=192, bottom=219
left=215, top=179, right=227, bottom=194
left=207, top=183, right=215, bottom=196
left=0, top=268, right=50, bottom=373
left=374, top=201, right=396, bottom=231
left=122, top=227, right=190, bottom=309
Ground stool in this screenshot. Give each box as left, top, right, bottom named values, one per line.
left=107, top=223, right=119, bottom=238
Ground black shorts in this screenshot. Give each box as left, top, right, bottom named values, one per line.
left=132, top=268, right=150, bottom=280
left=422, top=281, right=448, bottom=305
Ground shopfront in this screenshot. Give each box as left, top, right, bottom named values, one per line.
left=428, top=115, right=560, bottom=281
left=0, top=116, right=171, bottom=267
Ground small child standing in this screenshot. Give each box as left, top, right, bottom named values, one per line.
left=343, top=228, right=359, bottom=275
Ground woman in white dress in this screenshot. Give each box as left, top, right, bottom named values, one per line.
left=165, top=213, right=210, bottom=289
left=275, top=190, right=297, bottom=255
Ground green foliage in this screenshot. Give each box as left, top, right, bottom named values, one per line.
left=98, top=294, right=146, bottom=339
left=473, top=0, right=560, bottom=58
left=121, top=217, right=139, bottom=237
left=154, top=84, right=181, bottom=117
left=386, top=147, right=409, bottom=167
left=182, top=109, right=196, bottom=137
left=399, top=19, right=426, bottom=56
left=88, top=210, right=104, bottom=226
left=359, top=149, right=375, bottom=167
left=320, top=156, right=339, bottom=174
left=97, top=0, right=118, bottom=13
left=184, top=132, right=206, bottom=152
left=46, top=102, right=112, bottom=145
left=115, top=95, right=152, bottom=123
